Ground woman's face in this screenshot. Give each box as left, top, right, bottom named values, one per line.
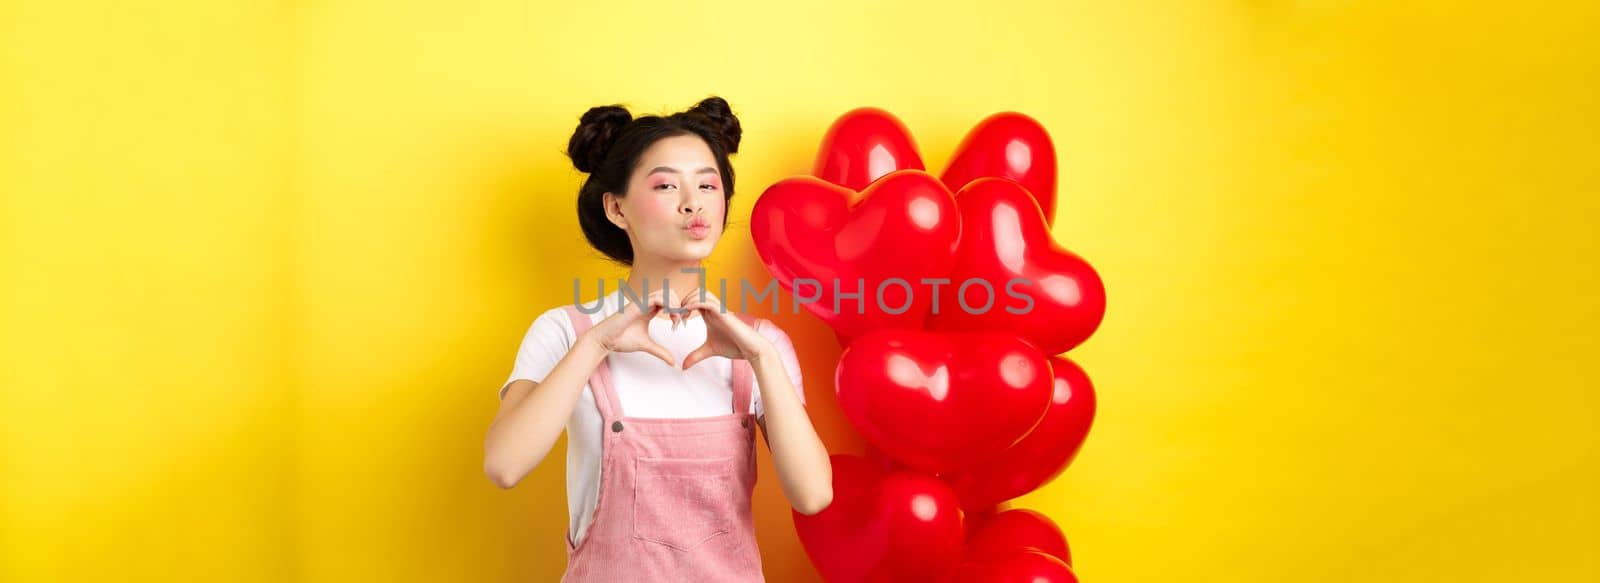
left=604, top=134, right=727, bottom=265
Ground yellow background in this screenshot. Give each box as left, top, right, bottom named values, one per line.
left=2, top=1, right=1596, bottom=581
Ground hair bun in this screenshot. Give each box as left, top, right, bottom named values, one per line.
left=684, top=96, right=742, bottom=154
left=567, top=105, right=633, bottom=173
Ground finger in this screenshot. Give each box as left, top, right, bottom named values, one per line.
left=648, top=288, right=672, bottom=313
left=683, top=297, right=726, bottom=324
left=667, top=298, right=679, bottom=330
left=644, top=293, right=667, bottom=320
left=682, top=343, right=716, bottom=370
left=675, top=287, right=702, bottom=329
left=646, top=341, right=677, bottom=368
left=676, top=287, right=702, bottom=328
left=688, top=303, right=723, bottom=332
left=653, top=287, right=678, bottom=329
left=680, top=287, right=707, bottom=308
left=626, top=302, right=659, bottom=327
left=691, top=292, right=724, bottom=314
left=679, top=297, right=704, bottom=323
left=673, top=295, right=685, bottom=330
left=663, top=287, right=682, bottom=326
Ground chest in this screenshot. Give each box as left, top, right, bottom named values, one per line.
left=603, top=349, right=738, bottom=418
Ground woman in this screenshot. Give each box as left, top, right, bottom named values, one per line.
left=483, top=96, right=832, bottom=582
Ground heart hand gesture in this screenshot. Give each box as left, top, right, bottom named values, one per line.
left=678, top=289, right=773, bottom=370
left=586, top=288, right=679, bottom=367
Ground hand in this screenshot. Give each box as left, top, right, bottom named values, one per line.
left=679, top=288, right=774, bottom=370
left=585, top=288, right=678, bottom=367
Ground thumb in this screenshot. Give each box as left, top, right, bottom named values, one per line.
left=645, top=341, right=677, bottom=368
left=682, top=343, right=717, bottom=370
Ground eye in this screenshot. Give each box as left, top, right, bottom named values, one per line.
left=700, top=184, right=718, bottom=191
left=655, top=183, right=677, bottom=191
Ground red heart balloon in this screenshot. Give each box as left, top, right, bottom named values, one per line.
left=941, top=112, right=1059, bottom=225
left=864, top=442, right=915, bottom=474
left=793, top=454, right=965, bottom=582
left=944, top=356, right=1096, bottom=510
left=951, top=549, right=1079, bottom=583
left=961, top=502, right=1010, bottom=539
left=751, top=170, right=961, bottom=345
left=813, top=107, right=926, bottom=192
left=964, top=509, right=1072, bottom=566
left=930, top=178, right=1106, bottom=355
left=836, top=329, right=1053, bottom=473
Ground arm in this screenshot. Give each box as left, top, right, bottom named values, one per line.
left=485, top=291, right=676, bottom=489
left=751, top=342, right=834, bottom=516
left=483, top=332, right=609, bottom=489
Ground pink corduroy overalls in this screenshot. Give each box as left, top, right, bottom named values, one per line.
left=558, top=304, right=766, bottom=582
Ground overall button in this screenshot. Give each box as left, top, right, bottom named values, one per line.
left=612, top=420, right=624, bottom=433
left=741, top=418, right=749, bottom=428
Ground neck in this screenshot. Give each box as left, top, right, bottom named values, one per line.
left=625, top=254, right=708, bottom=310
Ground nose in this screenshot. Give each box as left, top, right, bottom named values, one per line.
left=681, top=201, right=701, bottom=214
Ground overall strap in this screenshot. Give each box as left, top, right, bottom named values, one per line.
left=730, top=315, right=762, bottom=416
left=562, top=304, right=622, bottom=420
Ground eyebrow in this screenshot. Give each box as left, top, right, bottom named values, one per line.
left=646, top=166, right=719, bottom=177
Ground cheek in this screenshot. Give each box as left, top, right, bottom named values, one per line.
left=628, top=196, right=680, bottom=230
left=709, top=194, right=727, bottom=222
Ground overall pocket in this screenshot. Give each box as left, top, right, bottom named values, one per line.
left=632, top=455, right=740, bottom=551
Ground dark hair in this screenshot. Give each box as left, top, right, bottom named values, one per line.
left=566, top=96, right=742, bottom=265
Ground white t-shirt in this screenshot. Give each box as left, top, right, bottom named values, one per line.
left=498, top=289, right=806, bottom=547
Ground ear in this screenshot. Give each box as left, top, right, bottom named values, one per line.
left=602, top=192, right=628, bottom=230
